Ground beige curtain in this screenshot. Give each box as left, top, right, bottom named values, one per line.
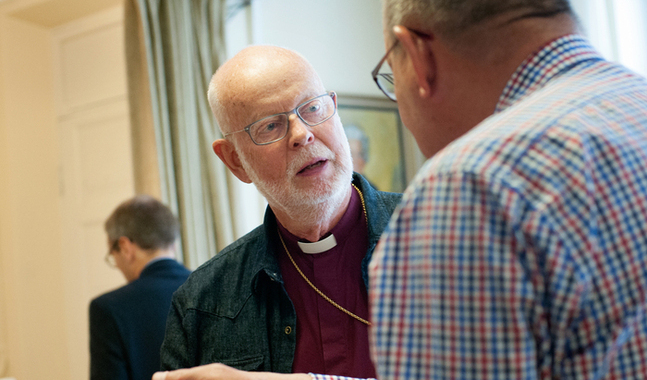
left=124, top=0, right=235, bottom=269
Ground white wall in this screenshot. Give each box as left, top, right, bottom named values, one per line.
left=609, top=0, right=647, bottom=77
left=54, top=7, right=135, bottom=380
left=229, top=0, right=386, bottom=97
left=571, top=0, right=647, bottom=77
left=0, top=11, right=70, bottom=380
left=248, top=0, right=647, bottom=96
left=0, top=2, right=132, bottom=379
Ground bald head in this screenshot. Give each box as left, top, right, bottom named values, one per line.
left=208, top=46, right=326, bottom=136
left=207, top=46, right=354, bottom=239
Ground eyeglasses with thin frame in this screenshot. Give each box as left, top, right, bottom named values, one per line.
left=105, top=239, right=120, bottom=268
left=372, top=29, right=431, bottom=102
left=223, top=92, right=338, bottom=145
left=372, top=40, right=398, bottom=102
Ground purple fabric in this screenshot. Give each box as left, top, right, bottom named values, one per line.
left=277, top=186, right=375, bottom=378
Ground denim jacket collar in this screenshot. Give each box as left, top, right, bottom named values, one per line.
left=247, top=173, right=399, bottom=293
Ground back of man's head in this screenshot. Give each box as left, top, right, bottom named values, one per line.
left=383, top=0, right=573, bottom=37
left=105, top=195, right=179, bottom=252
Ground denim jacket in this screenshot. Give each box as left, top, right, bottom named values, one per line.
left=160, top=173, right=402, bottom=373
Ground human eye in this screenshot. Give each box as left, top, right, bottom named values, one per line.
left=300, top=99, right=324, bottom=116
left=251, top=115, right=287, bottom=142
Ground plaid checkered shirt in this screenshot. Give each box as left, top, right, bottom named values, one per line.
left=368, top=35, right=647, bottom=380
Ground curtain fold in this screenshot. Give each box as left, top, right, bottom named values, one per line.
left=125, top=0, right=234, bottom=268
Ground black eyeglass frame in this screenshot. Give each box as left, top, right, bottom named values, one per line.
left=223, top=92, right=338, bottom=145
left=371, top=29, right=431, bottom=102
left=104, top=238, right=122, bottom=268
left=372, top=40, right=399, bottom=102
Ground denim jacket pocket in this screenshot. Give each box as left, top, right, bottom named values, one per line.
left=188, top=295, right=270, bottom=369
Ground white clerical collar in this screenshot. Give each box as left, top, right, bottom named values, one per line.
left=297, top=234, right=337, bottom=254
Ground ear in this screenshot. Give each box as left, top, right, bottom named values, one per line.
left=393, top=25, right=435, bottom=98
left=212, top=139, right=252, bottom=184
left=117, top=236, right=137, bottom=262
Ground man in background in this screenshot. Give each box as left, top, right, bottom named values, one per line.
left=90, top=195, right=190, bottom=380
left=154, top=45, right=401, bottom=380
left=370, top=0, right=647, bottom=378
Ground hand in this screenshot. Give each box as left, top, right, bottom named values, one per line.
left=152, top=363, right=249, bottom=380
left=152, top=363, right=312, bottom=380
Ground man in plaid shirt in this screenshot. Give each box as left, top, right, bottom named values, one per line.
left=370, top=0, right=647, bottom=379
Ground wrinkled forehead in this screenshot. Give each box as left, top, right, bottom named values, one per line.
left=227, top=75, right=325, bottom=129
left=215, top=50, right=326, bottom=131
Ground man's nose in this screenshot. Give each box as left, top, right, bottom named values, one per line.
left=287, top=113, right=314, bottom=148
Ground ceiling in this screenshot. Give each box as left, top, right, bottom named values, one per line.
left=5, top=0, right=123, bottom=27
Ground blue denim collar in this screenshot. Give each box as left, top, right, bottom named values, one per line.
left=246, top=172, right=401, bottom=292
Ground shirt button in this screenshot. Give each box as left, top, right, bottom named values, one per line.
left=284, top=326, right=292, bottom=335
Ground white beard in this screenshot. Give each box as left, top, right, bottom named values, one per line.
left=239, top=141, right=353, bottom=227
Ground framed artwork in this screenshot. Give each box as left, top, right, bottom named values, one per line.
left=337, top=94, right=424, bottom=193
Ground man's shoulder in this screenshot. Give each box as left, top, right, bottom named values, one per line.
left=190, top=224, right=267, bottom=276
left=354, top=173, right=402, bottom=205
left=172, top=225, right=271, bottom=309
left=90, top=282, right=133, bottom=313
left=411, top=60, right=647, bottom=212
left=144, top=258, right=191, bottom=278
left=437, top=61, right=645, bottom=168
left=91, top=262, right=188, bottom=310
left=373, top=188, right=403, bottom=209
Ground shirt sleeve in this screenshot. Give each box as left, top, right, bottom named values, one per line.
left=310, top=374, right=375, bottom=380
left=89, top=300, right=129, bottom=380
left=369, top=171, right=542, bottom=380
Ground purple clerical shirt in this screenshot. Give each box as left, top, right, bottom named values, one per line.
left=276, top=186, right=375, bottom=378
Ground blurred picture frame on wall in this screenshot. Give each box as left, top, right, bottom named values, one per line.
left=338, top=94, right=424, bottom=193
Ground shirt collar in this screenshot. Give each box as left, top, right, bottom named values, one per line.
left=139, top=256, right=175, bottom=278
left=277, top=182, right=362, bottom=254
left=495, top=34, right=603, bottom=113
left=144, top=256, right=174, bottom=268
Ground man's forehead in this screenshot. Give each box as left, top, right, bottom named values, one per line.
left=226, top=83, right=324, bottom=126
left=214, top=47, right=326, bottom=128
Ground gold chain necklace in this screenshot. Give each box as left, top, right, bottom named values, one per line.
left=277, top=184, right=370, bottom=326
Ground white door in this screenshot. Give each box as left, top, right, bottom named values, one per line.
left=54, top=6, right=135, bottom=379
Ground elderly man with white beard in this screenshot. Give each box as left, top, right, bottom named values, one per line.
left=156, top=45, right=402, bottom=380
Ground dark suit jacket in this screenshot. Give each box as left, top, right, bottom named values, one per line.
left=90, top=258, right=191, bottom=380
